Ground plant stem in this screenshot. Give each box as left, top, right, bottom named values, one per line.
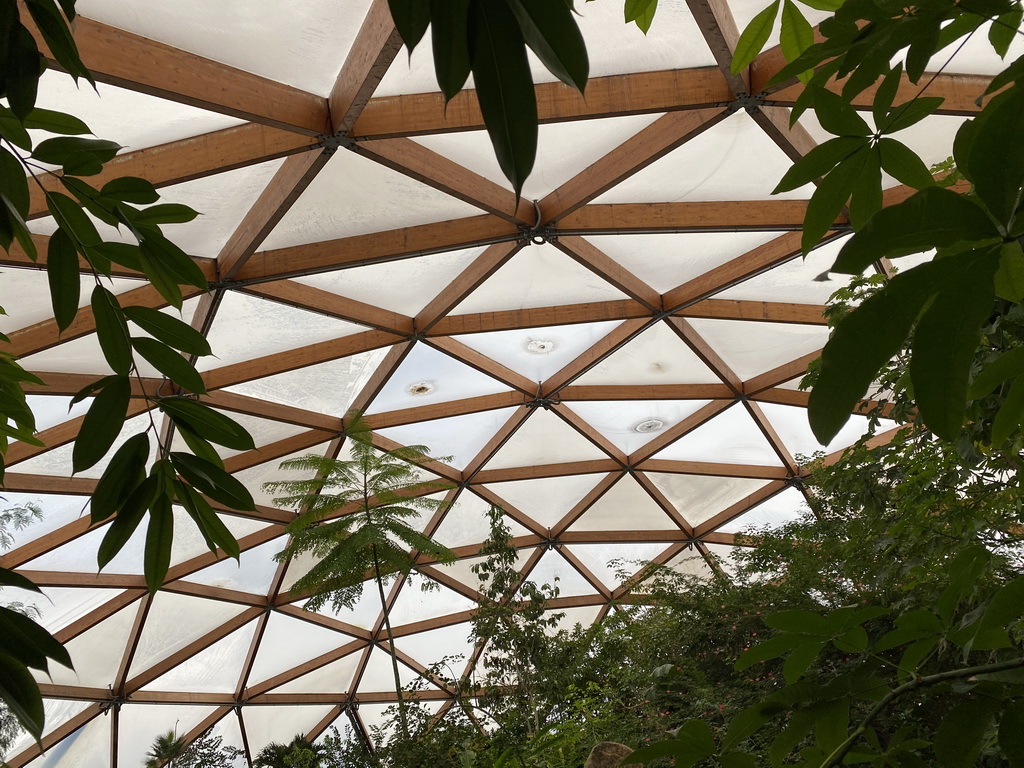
left=821, top=654, right=1024, bottom=767
left=372, top=542, right=409, bottom=741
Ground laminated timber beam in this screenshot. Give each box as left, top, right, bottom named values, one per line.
left=558, top=200, right=832, bottom=233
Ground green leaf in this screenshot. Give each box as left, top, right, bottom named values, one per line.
left=174, top=479, right=240, bottom=559
left=137, top=230, right=208, bottom=307
left=833, top=625, right=869, bottom=652
left=98, top=475, right=159, bottom=569
left=47, top=192, right=101, bottom=248
left=629, top=0, right=658, bottom=32
left=122, top=305, right=211, bottom=356
left=832, top=188, right=999, bottom=274
left=877, top=138, right=935, bottom=189
left=774, top=136, right=867, bottom=194
left=872, top=64, right=903, bottom=128
left=813, top=86, right=872, bottom=137
left=0, top=149, right=31, bottom=219
left=780, top=0, right=814, bottom=63
left=71, top=375, right=131, bottom=473
left=935, top=699, right=999, bottom=768
left=430, top=0, right=472, bottom=101
left=731, top=0, right=780, bottom=75
left=508, top=0, right=589, bottom=89
left=0, top=651, right=45, bottom=742
left=969, top=347, right=1024, bottom=399
left=90, top=433, right=149, bottom=523
left=764, top=609, right=831, bottom=635
left=46, top=228, right=80, bottom=331
left=90, top=242, right=143, bottom=273
left=802, top=146, right=867, bottom=255
left=995, top=240, right=1024, bottom=301
left=469, top=0, right=538, bottom=200
left=158, top=398, right=255, bottom=451
left=990, top=4, right=1023, bottom=58
left=0, top=106, right=34, bottom=152
left=936, top=545, right=991, bottom=624
left=169, top=452, right=256, bottom=512
left=388, top=0, right=431, bottom=50
left=905, top=20, right=939, bottom=84
left=100, top=176, right=160, bottom=205
left=25, top=0, right=92, bottom=82
left=0, top=567, right=43, bottom=593
left=962, top=86, right=1024, bottom=227
left=33, top=136, right=121, bottom=173
left=910, top=249, right=998, bottom=440
left=736, top=633, right=807, bottom=669
left=999, top=699, right=1024, bottom=768
left=22, top=107, right=90, bottom=135
left=175, top=422, right=224, bottom=469
left=848, top=143, right=882, bottom=229
left=969, top=575, right=1024, bottom=650
left=131, top=337, right=207, bottom=394
left=783, top=639, right=826, bottom=682
left=718, top=753, right=756, bottom=768
left=133, top=203, right=200, bottom=225
left=882, top=97, right=944, bottom=134
left=2, top=195, right=38, bottom=262
left=5, top=25, right=42, bottom=121
left=144, top=484, right=175, bottom=592
left=91, top=285, right=133, bottom=375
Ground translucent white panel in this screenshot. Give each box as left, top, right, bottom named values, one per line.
left=4, top=697, right=93, bottom=758
left=705, top=543, right=742, bottom=577
left=309, top=583, right=382, bottom=630
left=295, top=247, right=484, bottom=315
left=484, top=473, right=605, bottom=529
left=43, top=603, right=136, bottom=687
left=170, top=409, right=306, bottom=460
left=33, top=715, right=109, bottom=768
left=260, top=150, right=482, bottom=250
left=233, top=441, right=331, bottom=508
left=717, top=235, right=855, bottom=304
left=142, top=622, right=255, bottom=693
left=200, top=292, right=365, bottom=372
left=432, top=492, right=530, bottom=549
left=358, top=647, right=420, bottom=692
left=652, top=404, right=782, bottom=466
left=451, top=242, right=630, bottom=315
left=1, top=272, right=140, bottom=339
left=685, top=318, right=828, bottom=381
left=415, top=114, right=663, bottom=201
left=646, top=473, right=771, bottom=528
left=593, top=111, right=815, bottom=204
left=376, top=0, right=716, bottom=95
left=719, top=486, right=805, bottom=534
left=242, top=705, right=335, bottom=756
left=377, top=408, right=515, bottom=471
left=394, top=623, right=474, bottom=672
left=585, top=231, right=783, bottom=294
left=663, top=548, right=715, bottom=579
left=129, top=592, right=248, bottom=679
left=227, top=346, right=392, bottom=417
left=570, top=474, right=678, bottom=531
left=0, top=492, right=89, bottom=551
left=528, top=550, right=599, bottom=598
left=434, top=551, right=525, bottom=592
left=777, top=376, right=804, bottom=391
left=453, top=321, right=623, bottom=382
left=388, top=581, right=476, bottom=628
left=117, top=704, right=216, bottom=767
left=574, top=322, right=721, bottom=385
left=566, top=543, right=671, bottom=590
left=23, top=395, right=90, bottom=434
left=184, top=537, right=285, bottom=594
left=78, top=0, right=366, bottom=95
left=32, top=588, right=123, bottom=635
left=547, top=604, right=603, bottom=634
left=248, top=611, right=352, bottom=686
left=33, top=69, right=243, bottom=150
left=564, top=400, right=713, bottom=454
left=273, top=648, right=364, bottom=694
left=356, top=702, right=402, bottom=745
left=368, top=343, right=510, bottom=414
left=759, top=402, right=877, bottom=459
left=200, top=715, right=247, bottom=758
left=484, top=410, right=608, bottom=470
left=922, top=20, right=1024, bottom=75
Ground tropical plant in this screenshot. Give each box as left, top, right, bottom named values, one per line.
left=175, top=731, right=244, bottom=768
left=253, top=734, right=324, bottom=768
left=144, top=730, right=186, bottom=768
left=265, top=411, right=456, bottom=739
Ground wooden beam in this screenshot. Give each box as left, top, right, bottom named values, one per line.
left=462, top=405, right=533, bottom=480
left=680, top=298, right=827, bottom=325
left=749, top=104, right=821, bottom=164
left=551, top=473, right=619, bottom=535
left=426, top=337, right=537, bottom=394
left=627, top=399, right=735, bottom=465
left=636, top=458, right=788, bottom=479
left=426, top=299, right=649, bottom=337
left=364, top=391, right=524, bottom=430
left=469, top=459, right=621, bottom=484
left=552, top=236, right=662, bottom=312
left=558, top=200, right=828, bottom=233
left=352, top=67, right=733, bottom=138
left=559, top=383, right=734, bottom=401
left=347, top=341, right=414, bottom=416
left=664, top=317, right=742, bottom=393
left=694, top=479, right=788, bottom=536
left=240, top=280, right=414, bottom=335
left=743, top=350, right=821, bottom=395
left=552, top=404, right=628, bottom=467
left=684, top=0, right=748, bottom=95
left=744, top=400, right=799, bottom=475
left=35, top=12, right=329, bottom=134
left=633, top=470, right=696, bottom=535
left=28, top=123, right=317, bottom=218
left=236, top=215, right=521, bottom=283
left=540, top=108, right=730, bottom=223
left=5, top=702, right=103, bottom=768
left=200, top=389, right=342, bottom=432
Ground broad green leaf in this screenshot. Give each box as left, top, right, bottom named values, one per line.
left=0, top=604, right=71, bottom=672
left=882, top=97, right=944, bottom=134
left=122, top=305, right=211, bottom=356
left=774, top=136, right=867, bottom=193
left=630, top=0, right=658, bottom=32
left=0, top=567, right=43, bottom=593
left=970, top=347, right=1024, bottom=399
left=175, top=479, right=240, bottom=559
left=90, top=432, right=149, bottom=523
left=896, top=637, right=938, bottom=683
left=963, top=86, right=1024, bottom=227
left=470, top=0, right=538, bottom=200
left=144, top=483, right=175, bottom=592
left=999, top=699, right=1024, bottom=768
left=133, top=203, right=199, bottom=225
left=71, top=375, right=131, bottom=473
left=59, top=176, right=119, bottom=228
left=905, top=20, right=940, bottom=83
left=802, top=146, right=867, bottom=254
left=98, top=475, right=159, bottom=569
left=983, top=52, right=1024, bottom=99
left=936, top=545, right=991, bottom=624
left=814, top=699, right=850, bottom=754
left=722, top=701, right=787, bottom=751
left=22, top=107, right=89, bottom=135
left=833, top=625, right=868, bottom=652
left=780, top=0, right=814, bottom=63
left=764, top=609, right=831, bottom=635
left=47, top=192, right=101, bottom=248
left=872, top=64, right=903, bottom=128
left=24, top=0, right=92, bottom=82
left=0, top=149, right=30, bottom=219
left=169, top=452, right=257, bottom=511
left=969, top=575, right=1024, bottom=651
left=624, top=0, right=656, bottom=23
left=910, top=250, right=998, bottom=440
left=138, top=229, right=208, bottom=299
left=848, top=143, right=882, bottom=228
left=137, top=239, right=184, bottom=308
left=995, top=240, right=1024, bottom=301
left=731, top=0, right=780, bottom=75
left=813, top=86, right=872, bottom=137
left=736, top=633, right=808, bottom=669
left=45, top=229, right=80, bottom=331
left=877, top=137, right=935, bottom=189
left=2, top=195, right=37, bottom=262
left=5, top=25, right=41, bottom=121
left=0, top=106, right=34, bottom=151
left=770, top=708, right=817, bottom=766
left=91, top=285, right=132, bottom=375
left=175, top=422, right=224, bottom=469
left=158, top=398, right=255, bottom=451
left=935, top=699, right=999, bottom=768
left=832, top=188, right=999, bottom=274
left=990, top=4, right=1023, bottom=57
left=33, top=136, right=121, bottom=169
left=0, top=651, right=45, bottom=742
left=100, top=176, right=160, bottom=205
left=783, top=639, right=826, bottom=682
left=797, top=0, right=842, bottom=9
left=90, top=242, right=143, bottom=273
left=388, top=0, right=431, bottom=50
left=508, top=0, right=588, bottom=89
left=430, top=0, right=472, bottom=101
left=131, top=337, right=207, bottom=394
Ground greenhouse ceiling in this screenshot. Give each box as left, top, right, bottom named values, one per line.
left=0, top=0, right=1012, bottom=764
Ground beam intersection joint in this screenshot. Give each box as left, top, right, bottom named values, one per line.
left=99, top=693, right=129, bottom=714
left=727, top=93, right=767, bottom=113
left=316, top=132, right=357, bottom=155
left=525, top=394, right=560, bottom=411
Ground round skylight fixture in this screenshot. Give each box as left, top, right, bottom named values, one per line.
left=407, top=380, right=436, bottom=396
left=634, top=418, right=665, bottom=433
left=526, top=339, right=556, bottom=354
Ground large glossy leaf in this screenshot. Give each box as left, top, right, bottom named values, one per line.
left=0, top=651, right=46, bottom=742
left=98, top=475, right=159, bottom=569
left=100, top=176, right=160, bottom=204
left=5, top=25, right=41, bottom=121
left=91, top=285, right=132, bottom=375
left=802, top=147, right=866, bottom=255
left=962, top=86, right=1024, bottom=228
left=170, top=452, right=256, bottom=511
left=22, top=107, right=90, bottom=135
left=71, top=374, right=131, bottom=473
left=122, top=305, right=212, bottom=356
left=877, top=137, right=935, bottom=189
left=430, top=0, right=472, bottom=101
left=470, top=0, right=537, bottom=199
left=780, top=0, right=814, bottom=63
left=47, top=191, right=101, bottom=248
left=90, top=432, right=149, bottom=523
left=774, top=136, right=867, bottom=194
left=0, top=148, right=30, bottom=219
left=732, top=0, right=780, bottom=75
left=46, top=228, right=80, bottom=331
left=507, top=0, right=588, bottom=90
left=144, top=481, right=175, bottom=592
left=935, top=699, right=1000, bottom=768
left=158, top=398, right=255, bottom=451
left=175, top=479, right=241, bottom=559
left=131, top=337, right=207, bottom=394
left=813, top=87, right=871, bottom=137
left=133, top=202, right=199, bottom=225
left=388, top=0, right=431, bottom=50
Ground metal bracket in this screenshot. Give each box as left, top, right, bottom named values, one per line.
left=727, top=93, right=766, bottom=113
left=519, top=200, right=557, bottom=245
left=317, top=133, right=357, bottom=154
left=526, top=395, right=559, bottom=411
left=99, top=693, right=128, bottom=714
left=541, top=537, right=559, bottom=551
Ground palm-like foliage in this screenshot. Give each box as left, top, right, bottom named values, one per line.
left=145, top=730, right=185, bottom=768
left=264, top=411, right=456, bottom=738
